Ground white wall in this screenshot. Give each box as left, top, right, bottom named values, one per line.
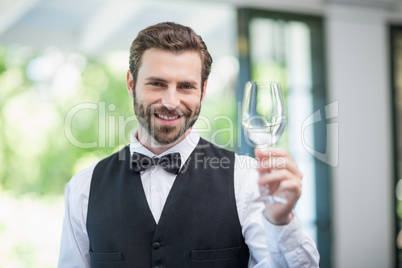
left=326, top=3, right=394, bottom=268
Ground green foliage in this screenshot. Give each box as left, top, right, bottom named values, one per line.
left=251, top=59, right=290, bottom=149
left=10, top=242, right=38, bottom=268
left=0, top=46, right=133, bottom=194
left=197, top=92, right=238, bottom=150
left=0, top=46, right=238, bottom=195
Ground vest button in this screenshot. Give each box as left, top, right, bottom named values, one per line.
left=152, top=242, right=161, bottom=249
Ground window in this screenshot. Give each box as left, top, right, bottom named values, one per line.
left=391, top=25, right=402, bottom=268
left=237, top=8, right=331, bottom=267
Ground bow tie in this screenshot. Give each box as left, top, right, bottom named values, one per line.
left=131, top=152, right=182, bottom=174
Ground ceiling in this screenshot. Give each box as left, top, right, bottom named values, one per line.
left=1, top=0, right=400, bottom=56
left=0, top=0, right=240, bottom=56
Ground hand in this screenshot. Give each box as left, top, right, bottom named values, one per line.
left=255, top=147, right=303, bottom=225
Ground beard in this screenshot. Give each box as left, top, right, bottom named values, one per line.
left=133, top=98, right=201, bottom=145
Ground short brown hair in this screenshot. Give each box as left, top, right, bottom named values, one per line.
left=129, top=22, right=212, bottom=90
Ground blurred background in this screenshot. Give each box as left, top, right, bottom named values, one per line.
left=0, top=0, right=401, bottom=267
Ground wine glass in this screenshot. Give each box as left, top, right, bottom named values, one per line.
left=241, top=81, right=287, bottom=204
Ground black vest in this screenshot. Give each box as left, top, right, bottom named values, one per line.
left=87, top=138, right=250, bottom=268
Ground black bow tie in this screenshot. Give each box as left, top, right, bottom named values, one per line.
left=131, top=152, right=182, bottom=174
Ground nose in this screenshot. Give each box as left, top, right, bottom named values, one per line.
left=162, top=87, right=180, bottom=110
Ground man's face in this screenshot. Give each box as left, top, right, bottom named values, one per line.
left=127, top=48, right=207, bottom=146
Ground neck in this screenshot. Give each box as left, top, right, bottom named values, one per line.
left=136, top=127, right=192, bottom=155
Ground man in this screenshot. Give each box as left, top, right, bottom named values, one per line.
left=58, top=22, right=319, bottom=267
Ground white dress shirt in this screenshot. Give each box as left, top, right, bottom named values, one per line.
left=58, top=128, right=319, bottom=267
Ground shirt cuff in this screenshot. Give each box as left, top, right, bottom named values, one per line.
left=263, top=211, right=303, bottom=253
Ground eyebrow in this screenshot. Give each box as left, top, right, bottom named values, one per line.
left=145, top=77, right=168, bottom=83
left=178, top=80, right=198, bottom=87
left=145, top=77, right=199, bottom=87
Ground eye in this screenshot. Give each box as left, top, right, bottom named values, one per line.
left=180, top=83, right=194, bottom=90
left=150, top=82, right=162, bottom=87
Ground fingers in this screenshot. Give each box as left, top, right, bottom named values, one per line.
left=255, top=148, right=303, bottom=225
left=255, top=147, right=303, bottom=179
left=278, top=179, right=302, bottom=198
left=257, top=156, right=301, bottom=177
left=258, top=169, right=302, bottom=196
left=255, top=147, right=288, bottom=159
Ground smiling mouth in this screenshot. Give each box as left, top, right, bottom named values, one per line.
left=155, top=113, right=181, bottom=121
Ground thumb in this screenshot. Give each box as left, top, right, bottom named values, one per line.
left=254, top=147, right=271, bottom=160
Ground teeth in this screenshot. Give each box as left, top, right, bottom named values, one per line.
left=157, top=114, right=180, bottom=120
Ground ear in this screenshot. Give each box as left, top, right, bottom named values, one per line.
left=126, top=70, right=134, bottom=98
left=201, top=79, right=208, bottom=102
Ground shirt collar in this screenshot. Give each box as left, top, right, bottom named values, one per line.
left=129, top=127, right=200, bottom=168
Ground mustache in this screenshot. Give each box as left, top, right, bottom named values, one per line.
left=149, top=105, right=192, bottom=117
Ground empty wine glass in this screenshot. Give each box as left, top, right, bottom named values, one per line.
left=242, top=81, right=287, bottom=204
